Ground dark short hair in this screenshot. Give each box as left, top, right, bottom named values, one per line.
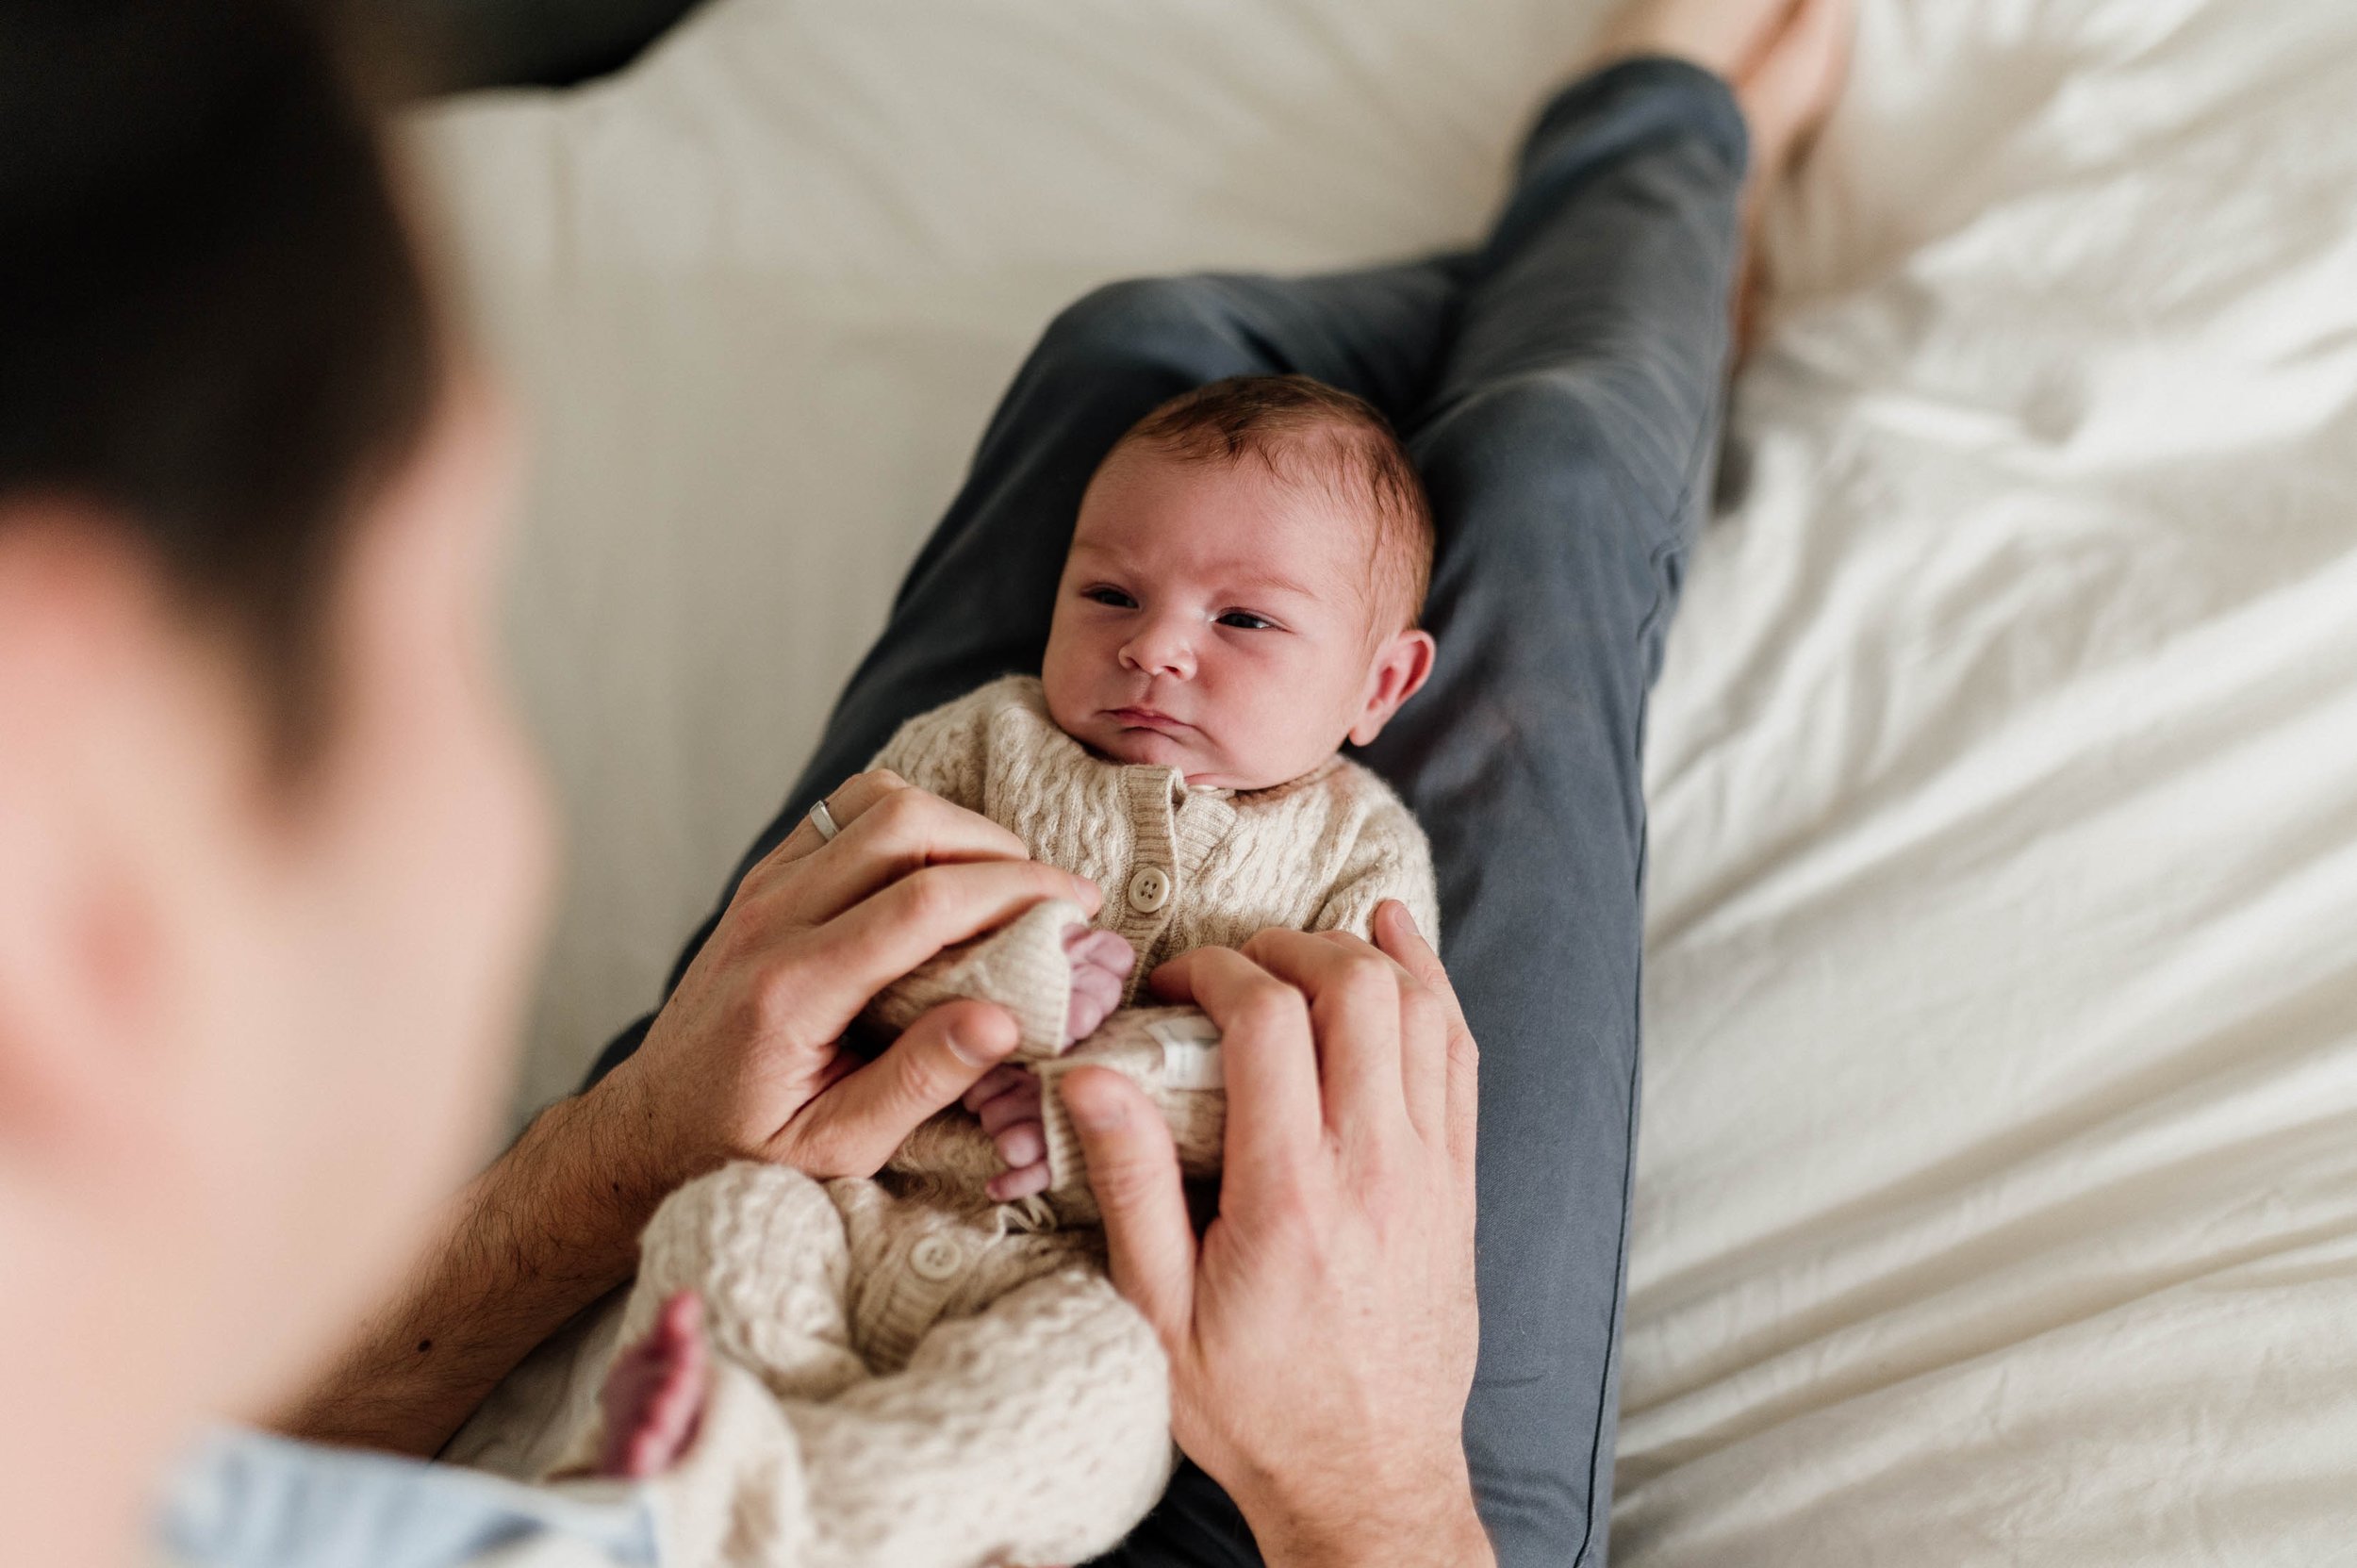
left=0, top=0, right=442, bottom=762
left=1118, top=374, right=1435, bottom=629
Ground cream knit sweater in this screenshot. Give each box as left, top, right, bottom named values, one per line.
left=555, top=675, right=1437, bottom=1567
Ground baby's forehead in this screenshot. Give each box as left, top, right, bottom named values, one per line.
left=1074, top=443, right=1387, bottom=600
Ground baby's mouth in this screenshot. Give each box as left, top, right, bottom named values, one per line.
left=1107, top=706, right=1190, bottom=735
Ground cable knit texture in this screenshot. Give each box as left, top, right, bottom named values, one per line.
left=553, top=1166, right=1171, bottom=1568
left=553, top=675, right=1436, bottom=1565
left=873, top=675, right=1441, bottom=984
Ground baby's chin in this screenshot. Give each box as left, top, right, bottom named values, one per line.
left=1087, top=721, right=1208, bottom=772
left=1080, top=720, right=1269, bottom=789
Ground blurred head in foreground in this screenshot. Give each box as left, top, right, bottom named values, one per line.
left=0, top=0, right=546, bottom=1551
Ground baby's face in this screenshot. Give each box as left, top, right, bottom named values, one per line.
left=1042, top=444, right=1429, bottom=790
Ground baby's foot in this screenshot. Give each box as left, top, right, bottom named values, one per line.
left=964, top=1065, right=1051, bottom=1201
left=597, top=1290, right=709, bottom=1478
left=961, top=927, right=1132, bottom=1201
left=1064, top=926, right=1135, bottom=1042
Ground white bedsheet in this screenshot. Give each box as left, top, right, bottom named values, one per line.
left=416, top=0, right=2357, bottom=1558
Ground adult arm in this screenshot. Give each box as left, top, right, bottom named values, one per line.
left=283, top=770, right=1101, bottom=1457
left=1063, top=901, right=1495, bottom=1568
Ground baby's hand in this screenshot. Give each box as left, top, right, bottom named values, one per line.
left=1064, top=926, right=1135, bottom=1042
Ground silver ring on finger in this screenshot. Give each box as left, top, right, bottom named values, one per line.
left=807, top=797, right=841, bottom=843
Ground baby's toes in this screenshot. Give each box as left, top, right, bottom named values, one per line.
left=977, top=1074, right=1042, bottom=1134
left=961, top=1063, right=1028, bottom=1115
left=1072, top=929, right=1136, bottom=976
left=987, top=1159, right=1051, bottom=1203
left=992, top=1116, right=1046, bottom=1171
left=1067, top=968, right=1122, bottom=1039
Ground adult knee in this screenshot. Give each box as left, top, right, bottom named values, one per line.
left=1405, top=372, right=1703, bottom=643
left=1418, top=371, right=1695, bottom=556
left=1032, top=275, right=1258, bottom=390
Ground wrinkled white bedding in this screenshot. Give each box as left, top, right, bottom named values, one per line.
left=416, top=0, right=2357, bottom=1558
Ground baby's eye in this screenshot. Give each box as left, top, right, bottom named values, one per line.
left=1216, top=610, right=1276, bottom=631
left=1083, top=586, right=1138, bottom=609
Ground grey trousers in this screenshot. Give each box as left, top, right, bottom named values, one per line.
left=590, top=58, right=1747, bottom=1568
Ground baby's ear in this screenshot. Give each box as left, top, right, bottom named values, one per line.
left=1348, top=628, right=1437, bottom=747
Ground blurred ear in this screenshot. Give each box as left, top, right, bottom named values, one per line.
left=1348, top=627, right=1437, bottom=747
left=0, top=506, right=203, bottom=1168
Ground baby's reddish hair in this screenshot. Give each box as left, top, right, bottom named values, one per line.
left=1114, top=374, right=1435, bottom=632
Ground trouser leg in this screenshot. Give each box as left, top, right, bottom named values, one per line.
left=1358, top=58, right=1747, bottom=1565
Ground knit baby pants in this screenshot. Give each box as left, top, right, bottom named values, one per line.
left=566, top=1163, right=1173, bottom=1568
left=592, top=57, right=1748, bottom=1568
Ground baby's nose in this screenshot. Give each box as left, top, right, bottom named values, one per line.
left=1119, top=620, right=1196, bottom=679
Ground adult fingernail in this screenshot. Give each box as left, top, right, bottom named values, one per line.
left=951, top=1011, right=1015, bottom=1066
left=1066, top=1079, right=1127, bottom=1132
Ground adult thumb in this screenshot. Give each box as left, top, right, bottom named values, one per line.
left=1059, top=1065, right=1196, bottom=1343
left=785, top=999, right=1018, bottom=1176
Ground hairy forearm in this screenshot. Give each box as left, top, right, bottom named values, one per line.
left=1244, top=1455, right=1496, bottom=1568
left=279, top=1073, right=678, bottom=1457
left=1263, top=1502, right=1496, bottom=1568
left=1306, top=1510, right=1492, bottom=1568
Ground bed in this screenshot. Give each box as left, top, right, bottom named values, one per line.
left=414, top=0, right=2357, bottom=1557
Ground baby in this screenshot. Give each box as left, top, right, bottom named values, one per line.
left=563, top=374, right=1442, bottom=1568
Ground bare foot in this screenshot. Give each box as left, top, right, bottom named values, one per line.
left=597, top=1290, right=709, bottom=1478
left=964, top=1065, right=1051, bottom=1201
left=1063, top=927, right=1135, bottom=1041
left=1591, top=0, right=1809, bottom=83
left=1730, top=0, right=1852, bottom=350
left=1734, top=0, right=1851, bottom=197
left=1590, top=0, right=1851, bottom=355
left=960, top=926, right=1132, bottom=1201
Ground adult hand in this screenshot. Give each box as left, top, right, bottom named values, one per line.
left=1059, top=901, right=1492, bottom=1568
left=606, top=769, right=1101, bottom=1188
left=286, top=770, right=1093, bottom=1460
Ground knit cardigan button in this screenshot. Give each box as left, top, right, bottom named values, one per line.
left=909, top=1234, right=964, bottom=1282
left=1126, top=866, right=1172, bottom=914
